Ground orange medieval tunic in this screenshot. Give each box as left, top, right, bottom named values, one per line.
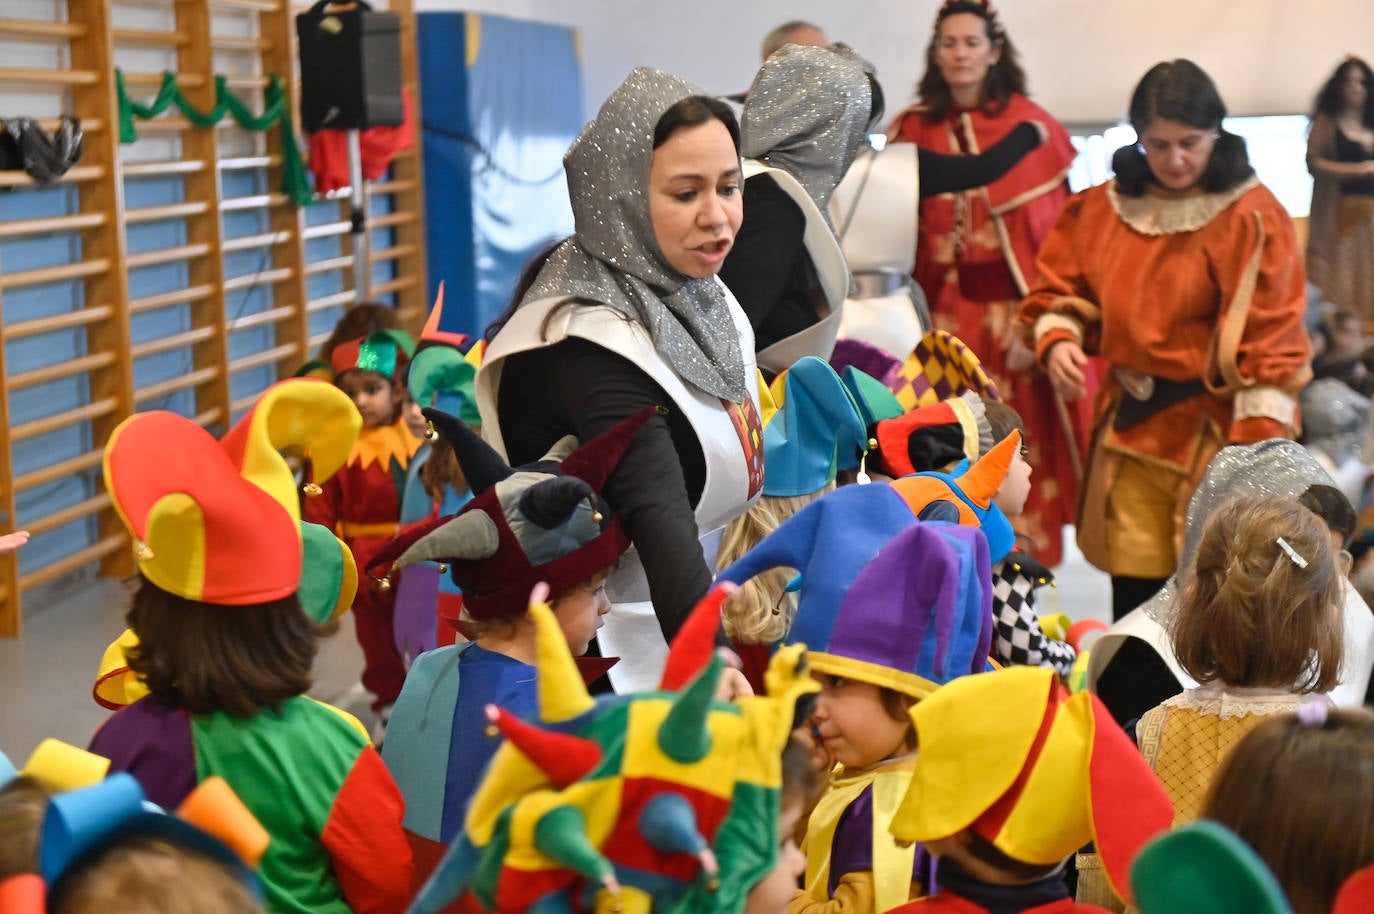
left=892, top=96, right=1086, bottom=566
left=1019, top=178, right=1312, bottom=574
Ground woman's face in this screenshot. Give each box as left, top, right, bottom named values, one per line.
left=1139, top=117, right=1218, bottom=192
left=934, top=13, right=1000, bottom=98
left=647, top=118, right=743, bottom=279
left=1340, top=65, right=1368, bottom=114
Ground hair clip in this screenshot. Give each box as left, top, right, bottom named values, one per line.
left=1276, top=537, right=1308, bottom=569
left=1296, top=697, right=1329, bottom=727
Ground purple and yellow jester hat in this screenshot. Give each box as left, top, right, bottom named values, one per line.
left=805, top=520, right=993, bottom=699
left=407, top=584, right=818, bottom=914
left=892, top=666, right=1173, bottom=906
left=94, top=379, right=362, bottom=708
left=887, top=328, right=1001, bottom=411
left=890, top=430, right=1021, bottom=562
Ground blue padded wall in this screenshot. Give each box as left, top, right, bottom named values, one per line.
left=417, top=12, right=581, bottom=338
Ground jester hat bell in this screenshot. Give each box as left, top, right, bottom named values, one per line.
left=892, top=666, right=1173, bottom=905
left=367, top=408, right=654, bottom=620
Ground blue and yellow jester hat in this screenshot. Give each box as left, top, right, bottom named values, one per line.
left=763, top=357, right=865, bottom=497
left=407, top=584, right=818, bottom=914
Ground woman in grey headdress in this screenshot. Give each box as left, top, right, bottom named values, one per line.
left=1087, top=438, right=1374, bottom=723
left=476, top=69, right=762, bottom=691
left=721, top=43, right=1045, bottom=373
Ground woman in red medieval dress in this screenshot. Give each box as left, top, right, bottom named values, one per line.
left=889, top=0, right=1089, bottom=566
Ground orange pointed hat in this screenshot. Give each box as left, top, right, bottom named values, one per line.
left=103, top=412, right=301, bottom=605
left=891, top=666, right=1173, bottom=905
left=889, top=429, right=1020, bottom=561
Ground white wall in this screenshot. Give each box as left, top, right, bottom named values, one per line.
left=414, top=0, right=1374, bottom=126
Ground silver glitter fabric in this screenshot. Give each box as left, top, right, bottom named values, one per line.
left=740, top=44, right=874, bottom=212
left=521, top=67, right=747, bottom=403
left=1301, top=377, right=1370, bottom=465
left=1142, top=438, right=1336, bottom=629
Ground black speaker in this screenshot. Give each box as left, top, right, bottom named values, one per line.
left=296, top=0, right=405, bottom=132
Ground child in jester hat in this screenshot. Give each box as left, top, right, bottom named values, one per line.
left=393, top=284, right=483, bottom=661
left=404, top=581, right=818, bottom=914
left=89, top=378, right=412, bottom=914
left=723, top=510, right=995, bottom=914
left=369, top=406, right=652, bottom=898
left=0, top=740, right=111, bottom=881
left=0, top=772, right=270, bottom=914
left=885, top=665, right=1173, bottom=914
left=305, top=329, right=423, bottom=716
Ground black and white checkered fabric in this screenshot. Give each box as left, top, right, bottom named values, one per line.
left=991, top=552, right=1076, bottom=678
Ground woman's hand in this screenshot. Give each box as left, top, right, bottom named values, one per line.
left=1045, top=341, right=1089, bottom=401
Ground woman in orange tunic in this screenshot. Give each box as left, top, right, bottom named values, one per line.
left=889, top=0, right=1084, bottom=567
left=1019, top=60, right=1312, bottom=619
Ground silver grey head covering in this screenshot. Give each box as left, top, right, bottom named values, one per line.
left=522, top=67, right=747, bottom=403
left=740, top=44, right=874, bottom=212
left=1301, top=377, right=1370, bottom=466
left=1144, top=438, right=1336, bottom=629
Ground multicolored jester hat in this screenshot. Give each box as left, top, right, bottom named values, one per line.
left=406, top=584, right=818, bottom=914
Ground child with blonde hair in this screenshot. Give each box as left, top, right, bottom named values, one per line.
left=1138, top=495, right=1346, bottom=825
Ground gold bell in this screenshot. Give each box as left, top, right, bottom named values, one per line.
left=302, top=482, right=323, bottom=497
left=705, top=877, right=720, bottom=892
left=485, top=724, right=499, bottom=738
left=376, top=576, right=392, bottom=592
left=424, top=421, right=438, bottom=441
left=436, top=563, right=449, bottom=573
left=133, top=541, right=154, bottom=562
left=591, top=511, right=603, bottom=524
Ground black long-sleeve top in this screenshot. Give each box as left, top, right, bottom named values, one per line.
left=496, top=337, right=711, bottom=642
left=721, top=121, right=1042, bottom=350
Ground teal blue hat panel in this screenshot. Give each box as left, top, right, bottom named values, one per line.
left=837, top=366, right=906, bottom=471
left=763, top=357, right=865, bottom=497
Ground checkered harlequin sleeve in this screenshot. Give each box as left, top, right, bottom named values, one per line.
left=990, top=554, right=1076, bottom=678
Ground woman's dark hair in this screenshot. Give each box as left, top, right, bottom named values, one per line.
left=917, top=1, right=1027, bottom=121
left=652, top=95, right=741, bottom=153
left=1299, top=483, right=1357, bottom=547
left=125, top=576, right=317, bottom=718
left=1111, top=59, right=1254, bottom=197
left=1313, top=57, right=1374, bottom=127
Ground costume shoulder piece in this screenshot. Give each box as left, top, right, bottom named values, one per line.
left=1108, top=176, right=1261, bottom=236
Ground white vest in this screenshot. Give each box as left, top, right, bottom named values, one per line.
left=740, top=160, right=849, bottom=376
left=829, top=143, right=929, bottom=360
left=476, top=286, right=764, bottom=691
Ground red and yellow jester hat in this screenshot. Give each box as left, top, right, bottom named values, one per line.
left=891, top=666, right=1173, bottom=905
left=104, top=413, right=300, bottom=604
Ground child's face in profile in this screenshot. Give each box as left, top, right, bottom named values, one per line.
left=552, top=571, right=611, bottom=656
left=338, top=370, right=399, bottom=427
left=402, top=396, right=428, bottom=440
left=992, top=446, right=1033, bottom=517
left=811, top=673, right=913, bottom=769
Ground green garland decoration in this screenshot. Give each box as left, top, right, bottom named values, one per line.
left=115, top=69, right=312, bottom=207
